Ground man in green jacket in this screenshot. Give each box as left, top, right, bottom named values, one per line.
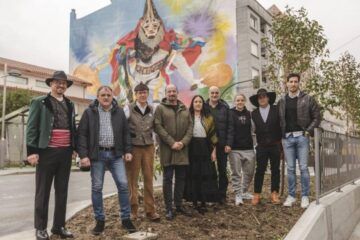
left=26, top=71, right=76, bottom=240
left=154, top=84, right=193, bottom=220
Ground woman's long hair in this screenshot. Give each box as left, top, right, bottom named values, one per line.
left=189, top=95, right=210, bottom=117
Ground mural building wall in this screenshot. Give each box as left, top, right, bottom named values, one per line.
left=70, top=0, right=237, bottom=105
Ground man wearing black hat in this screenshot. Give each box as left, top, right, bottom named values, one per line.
left=123, top=82, right=160, bottom=222
left=26, top=71, right=76, bottom=240
left=249, top=88, right=282, bottom=206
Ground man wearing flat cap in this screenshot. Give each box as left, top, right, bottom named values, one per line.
left=26, top=71, right=76, bottom=240
left=123, top=82, right=160, bottom=222
left=249, top=88, right=282, bottom=206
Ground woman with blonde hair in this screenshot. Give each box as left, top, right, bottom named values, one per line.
left=228, top=94, right=255, bottom=205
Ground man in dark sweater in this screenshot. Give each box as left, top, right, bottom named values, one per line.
left=249, top=88, right=282, bottom=206
left=205, top=86, right=234, bottom=204
left=278, top=73, right=321, bottom=208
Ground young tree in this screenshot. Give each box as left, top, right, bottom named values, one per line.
left=0, top=88, right=33, bottom=115
left=319, top=52, right=360, bottom=133
left=263, top=7, right=328, bottom=94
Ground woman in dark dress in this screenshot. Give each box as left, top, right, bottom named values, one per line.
left=184, top=95, right=219, bottom=214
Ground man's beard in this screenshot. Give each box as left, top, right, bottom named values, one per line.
left=138, top=26, right=164, bottom=50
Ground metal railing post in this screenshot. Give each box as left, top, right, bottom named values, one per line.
left=315, top=128, right=321, bottom=205
left=336, top=133, right=342, bottom=192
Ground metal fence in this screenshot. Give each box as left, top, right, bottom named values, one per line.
left=314, top=128, right=360, bottom=204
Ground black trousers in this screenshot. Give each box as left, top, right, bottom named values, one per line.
left=254, top=144, right=280, bottom=193
left=34, top=147, right=72, bottom=230
left=216, top=146, right=228, bottom=200
left=163, top=165, right=187, bottom=211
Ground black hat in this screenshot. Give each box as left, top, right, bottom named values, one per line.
left=45, top=70, right=73, bottom=87
left=249, top=88, right=276, bottom=108
left=134, top=82, right=149, bottom=92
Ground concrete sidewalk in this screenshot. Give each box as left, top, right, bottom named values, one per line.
left=0, top=166, right=81, bottom=176
left=0, top=169, right=162, bottom=240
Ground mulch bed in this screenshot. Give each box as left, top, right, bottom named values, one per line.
left=55, top=175, right=314, bottom=240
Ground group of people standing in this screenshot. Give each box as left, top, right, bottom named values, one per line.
left=26, top=71, right=320, bottom=240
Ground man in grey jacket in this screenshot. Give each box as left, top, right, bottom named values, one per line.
left=278, top=73, right=321, bottom=208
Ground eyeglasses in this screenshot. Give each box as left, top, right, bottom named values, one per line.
left=53, top=80, right=67, bottom=86
left=210, top=92, right=219, bottom=95
left=100, top=94, right=112, bottom=98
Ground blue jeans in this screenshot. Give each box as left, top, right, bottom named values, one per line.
left=91, top=150, right=130, bottom=221
left=282, top=135, right=310, bottom=197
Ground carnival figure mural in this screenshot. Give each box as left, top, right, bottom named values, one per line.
left=110, top=0, right=205, bottom=103
left=70, top=0, right=237, bottom=104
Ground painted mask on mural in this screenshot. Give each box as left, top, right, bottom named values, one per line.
left=140, top=0, right=163, bottom=39
left=141, top=17, right=161, bottom=39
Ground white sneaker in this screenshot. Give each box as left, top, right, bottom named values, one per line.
left=242, top=192, right=254, bottom=200
left=235, top=193, right=244, bottom=206
left=283, top=196, right=296, bottom=207
left=301, top=196, right=310, bottom=208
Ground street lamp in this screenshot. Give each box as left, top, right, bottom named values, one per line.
left=0, top=63, right=22, bottom=168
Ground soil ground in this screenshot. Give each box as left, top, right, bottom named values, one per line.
left=56, top=175, right=314, bottom=240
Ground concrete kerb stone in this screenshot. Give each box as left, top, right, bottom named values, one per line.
left=285, top=180, right=360, bottom=240
left=285, top=202, right=329, bottom=240
left=0, top=166, right=81, bottom=176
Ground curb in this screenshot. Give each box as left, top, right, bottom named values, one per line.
left=0, top=192, right=117, bottom=240
left=0, top=167, right=81, bottom=177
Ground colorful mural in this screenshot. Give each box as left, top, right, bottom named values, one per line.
left=70, top=0, right=237, bottom=105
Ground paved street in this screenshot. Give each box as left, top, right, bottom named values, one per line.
left=0, top=171, right=118, bottom=237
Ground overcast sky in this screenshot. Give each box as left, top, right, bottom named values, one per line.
left=0, top=0, right=359, bottom=71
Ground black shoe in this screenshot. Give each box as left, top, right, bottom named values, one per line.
left=92, top=220, right=105, bottom=236
left=122, top=219, right=137, bottom=233
left=36, top=230, right=49, bottom=240
left=165, top=210, right=175, bottom=220
left=51, top=227, right=74, bottom=239
left=200, top=202, right=208, bottom=212
left=218, top=198, right=226, bottom=205
left=176, top=206, right=192, bottom=217
left=195, top=206, right=205, bottom=215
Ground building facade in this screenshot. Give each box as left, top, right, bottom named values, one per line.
left=236, top=0, right=275, bottom=107
left=0, top=57, right=92, bottom=115
left=0, top=57, right=92, bottom=165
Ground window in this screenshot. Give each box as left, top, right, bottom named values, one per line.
left=250, top=15, right=257, bottom=31
left=262, top=71, right=267, bottom=83
left=7, top=75, right=28, bottom=85
left=36, top=80, right=49, bottom=88
left=260, top=24, right=266, bottom=34
left=252, top=68, right=260, bottom=79
left=261, top=47, right=266, bottom=58
left=252, top=68, right=260, bottom=89
left=251, top=41, right=259, bottom=57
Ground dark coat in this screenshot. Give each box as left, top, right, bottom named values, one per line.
left=26, top=93, right=76, bottom=156
left=76, top=100, right=132, bottom=161
left=277, top=91, right=321, bottom=137
left=154, top=98, right=193, bottom=167
left=205, top=99, right=234, bottom=147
